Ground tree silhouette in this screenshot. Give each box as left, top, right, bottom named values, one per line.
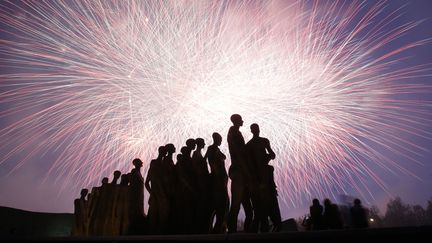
left=384, top=197, right=419, bottom=227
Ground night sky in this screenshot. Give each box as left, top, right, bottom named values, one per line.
left=1, top=0, right=432, bottom=220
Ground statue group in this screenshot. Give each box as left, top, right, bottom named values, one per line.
left=72, top=114, right=281, bottom=236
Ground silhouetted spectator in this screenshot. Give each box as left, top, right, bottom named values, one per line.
left=323, top=198, right=343, bottom=229
left=309, top=198, right=323, bottom=230
left=205, top=132, right=229, bottom=233
left=227, top=114, right=253, bottom=233
left=351, top=198, right=369, bottom=228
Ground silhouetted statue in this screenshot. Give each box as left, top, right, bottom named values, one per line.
left=227, top=114, right=253, bottom=233
left=117, top=173, right=131, bottom=235
left=185, top=138, right=196, bottom=157
left=266, top=165, right=282, bottom=232
left=163, top=143, right=176, bottom=234
left=145, top=146, right=170, bottom=234
left=192, top=137, right=212, bottom=233
left=128, top=158, right=146, bottom=234
left=73, top=188, right=89, bottom=236
left=246, top=123, right=281, bottom=232
left=309, top=198, right=324, bottom=230
left=323, top=198, right=343, bottom=229
left=162, top=144, right=176, bottom=186
left=111, top=170, right=122, bottom=184
left=104, top=170, right=122, bottom=235
left=205, top=132, right=229, bottom=233
left=88, top=177, right=109, bottom=235
left=350, top=198, right=369, bottom=228
left=175, top=144, right=196, bottom=234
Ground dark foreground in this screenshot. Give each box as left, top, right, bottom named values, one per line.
left=1, top=207, right=431, bottom=241
left=2, top=226, right=432, bottom=242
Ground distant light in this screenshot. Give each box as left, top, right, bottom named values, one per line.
left=145, top=17, right=149, bottom=22
left=369, top=218, right=375, bottom=222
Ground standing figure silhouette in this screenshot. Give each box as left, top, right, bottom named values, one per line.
left=227, top=114, right=253, bottom=233
left=205, top=132, right=229, bottom=233
left=246, top=123, right=281, bottom=232
left=128, top=158, right=145, bottom=234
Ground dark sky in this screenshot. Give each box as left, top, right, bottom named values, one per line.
left=0, top=0, right=431, bottom=220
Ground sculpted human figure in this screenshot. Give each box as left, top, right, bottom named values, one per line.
left=145, top=146, right=169, bottom=234
left=73, top=188, right=89, bottom=236
left=128, top=158, right=145, bottom=234
left=246, top=123, right=281, bottom=232
left=227, top=114, right=253, bottom=233
left=205, top=132, right=229, bottom=233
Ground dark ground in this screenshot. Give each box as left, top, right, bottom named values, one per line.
left=0, top=206, right=73, bottom=237
left=1, top=206, right=431, bottom=241
left=2, top=227, right=431, bottom=242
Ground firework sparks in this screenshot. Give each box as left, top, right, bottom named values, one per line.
left=0, top=0, right=431, bottom=211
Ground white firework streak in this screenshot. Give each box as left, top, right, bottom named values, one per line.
left=0, top=0, right=431, bottom=209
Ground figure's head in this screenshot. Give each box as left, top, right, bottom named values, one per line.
left=102, top=177, right=109, bottom=185
left=132, top=158, right=143, bottom=168
left=195, top=138, right=205, bottom=149
left=250, top=123, right=260, bottom=136
left=354, top=198, right=361, bottom=206
left=212, top=132, right=222, bottom=146
left=230, top=114, right=243, bottom=126
left=324, top=198, right=331, bottom=207
left=165, top=143, right=176, bottom=154
left=176, top=153, right=184, bottom=162
left=186, top=138, right=196, bottom=149
left=120, top=174, right=129, bottom=185
left=80, top=188, right=89, bottom=198
left=312, top=198, right=320, bottom=206
left=113, top=170, right=121, bottom=179
left=180, top=146, right=189, bottom=155
left=158, top=145, right=167, bottom=157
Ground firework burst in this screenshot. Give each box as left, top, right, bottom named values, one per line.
left=0, top=0, right=431, bottom=211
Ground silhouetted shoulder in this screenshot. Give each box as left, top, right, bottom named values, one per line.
left=227, top=126, right=236, bottom=137
left=260, top=137, right=270, bottom=144
left=149, top=159, right=157, bottom=167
